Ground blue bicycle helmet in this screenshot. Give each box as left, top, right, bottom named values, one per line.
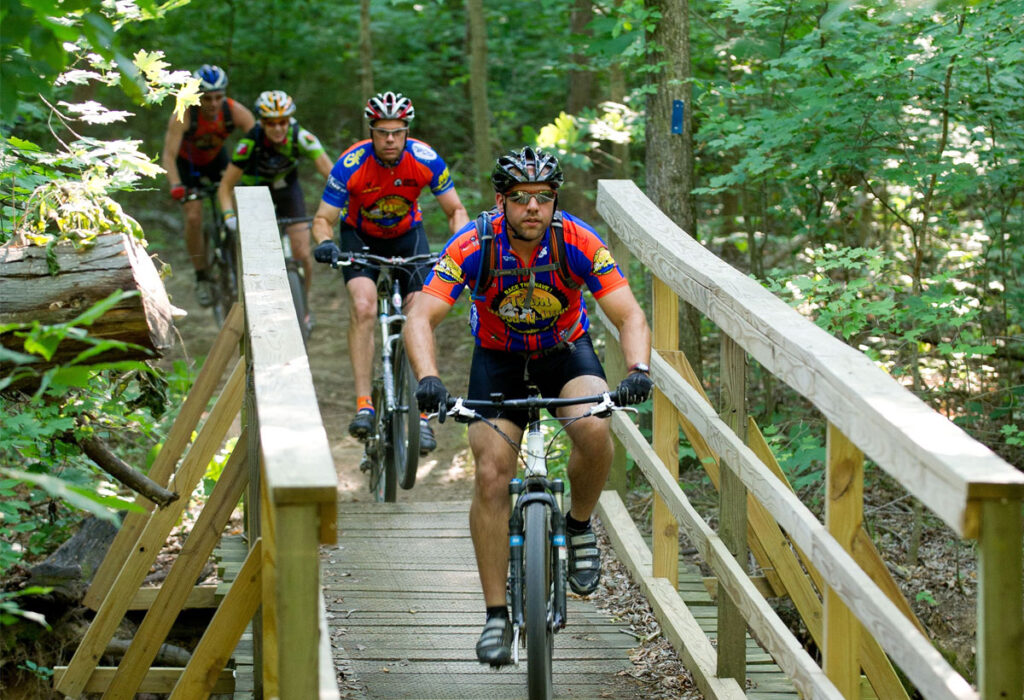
left=194, top=64, right=228, bottom=92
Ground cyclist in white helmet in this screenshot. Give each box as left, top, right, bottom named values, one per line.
left=161, top=64, right=255, bottom=307
left=311, top=91, right=469, bottom=455
left=217, top=90, right=333, bottom=332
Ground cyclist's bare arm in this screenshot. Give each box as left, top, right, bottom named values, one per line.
left=595, top=285, right=651, bottom=370
left=436, top=188, right=469, bottom=234
left=403, top=292, right=451, bottom=380
left=313, top=153, right=333, bottom=179
left=311, top=201, right=342, bottom=245
left=217, top=163, right=244, bottom=216
left=161, top=111, right=189, bottom=192
left=228, top=100, right=256, bottom=132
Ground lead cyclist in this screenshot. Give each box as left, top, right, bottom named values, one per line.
left=403, top=146, right=653, bottom=666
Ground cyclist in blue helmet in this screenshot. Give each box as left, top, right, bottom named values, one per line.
left=161, top=64, right=255, bottom=307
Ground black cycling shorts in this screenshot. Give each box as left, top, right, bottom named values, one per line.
left=467, top=332, right=606, bottom=430
left=339, top=222, right=430, bottom=296
left=176, top=150, right=228, bottom=189
left=269, top=176, right=307, bottom=221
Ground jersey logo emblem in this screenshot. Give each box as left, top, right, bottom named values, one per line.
left=411, top=141, right=437, bottom=161
left=491, top=283, right=567, bottom=334
left=434, top=254, right=465, bottom=284
left=592, top=247, right=617, bottom=276
left=343, top=147, right=365, bottom=168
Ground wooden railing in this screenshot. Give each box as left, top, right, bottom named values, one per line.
left=54, top=186, right=338, bottom=698
left=595, top=180, right=1024, bottom=700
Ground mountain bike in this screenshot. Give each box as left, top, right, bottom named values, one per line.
left=277, top=216, right=314, bottom=345
left=183, top=183, right=236, bottom=326
left=331, top=251, right=438, bottom=502
left=443, top=388, right=632, bottom=699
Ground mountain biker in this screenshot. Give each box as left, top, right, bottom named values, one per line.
left=217, top=90, right=333, bottom=331
left=161, top=64, right=255, bottom=307
left=403, top=146, right=653, bottom=666
left=311, top=91, right=469, bottom=455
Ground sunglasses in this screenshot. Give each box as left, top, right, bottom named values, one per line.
left=505, top=190, right=557, bottom=205
left=370, top=126, right=409, bottom=137
left=262, top=118, right=290, bottom=127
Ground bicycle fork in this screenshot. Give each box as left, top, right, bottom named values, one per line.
left=507, top=476, right=567, bottom=665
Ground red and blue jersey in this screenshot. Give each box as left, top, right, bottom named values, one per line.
left=422, top=211, right=628, bottom=353
left=321, top=138, right=455, bottom=239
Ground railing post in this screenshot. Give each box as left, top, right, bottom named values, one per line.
left=977, top=498, right=1023, bottom=699
left=825, top=423, right=864, bottom=698
left=275, top=503, right=322, bottom=699
left=652, top=277, right=679, bottom=587
left=605, top=230, right=630, bottom=497
left=717, top=335, right=747, bottom=683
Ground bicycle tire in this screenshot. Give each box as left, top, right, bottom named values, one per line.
left=369, top=383, right=397, bottom=502
left=285, top=259, right=309, bottom=345
left=392, top=342, right=420, bottom=489
left=524, top=501, right=553, bottom=699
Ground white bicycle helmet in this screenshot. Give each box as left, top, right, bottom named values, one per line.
left=364, top=91, right=415, bottom=123
left=255, top=90, right=296, bottom=119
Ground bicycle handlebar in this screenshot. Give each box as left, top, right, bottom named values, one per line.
left=277, top=216, right=314, bottom=226
left=330, top=251, right=438, bottom=269
left=182, top=184, right=218, bottom=202
left=444, top=391, right=634, bottom=423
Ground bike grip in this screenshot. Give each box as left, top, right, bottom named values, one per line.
left=170, top=184, right=186, bottom=201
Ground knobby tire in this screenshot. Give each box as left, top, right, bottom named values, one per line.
left=369, top=383, right=397, bottom=502
left=392, top=343, right=419, bottom=490
left=285, top=259, right=309, bottom=345
left=524, top=502, right=554, bottom=699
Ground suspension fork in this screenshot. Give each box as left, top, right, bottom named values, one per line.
left=377, top=274, right=405, bottom=412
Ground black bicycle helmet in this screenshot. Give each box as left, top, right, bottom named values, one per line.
left=490, top=146, right=564, bottom=193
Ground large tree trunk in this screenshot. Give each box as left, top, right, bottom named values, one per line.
left=466, top=0, right=492, bottom=202
left=0, top=233, right=174, bottom=368
left=645, top=0, right=702, bottom=378
left=563, top=0, right=598, bottom=220
left=360, top=0, right=374, bottom=141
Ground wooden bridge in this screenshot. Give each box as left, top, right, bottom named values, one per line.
left=53, top=184, right=1023, bottom=698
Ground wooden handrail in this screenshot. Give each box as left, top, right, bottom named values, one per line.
left=597, top=179, right=1024, bottom=538
left=596, top=179, right=1022, bottom=699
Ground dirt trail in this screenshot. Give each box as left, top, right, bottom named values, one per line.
left=155, top=236, right=477, bottom=503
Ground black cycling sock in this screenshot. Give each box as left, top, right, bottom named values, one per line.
left=195, top=268, right=211, bottom=282
left=486, top=606, right=508, bottom=621
left=565, top=514, right=591, bottom=535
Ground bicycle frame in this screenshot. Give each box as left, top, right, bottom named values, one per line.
left=330, top=251, right=437, bottom=500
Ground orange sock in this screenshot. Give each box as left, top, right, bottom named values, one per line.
left=357, top=395, right=374, bottom=414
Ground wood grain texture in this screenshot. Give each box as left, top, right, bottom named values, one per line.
left=633, top=360, right=978, bottom=700
left=236, top=186, right=337, bottom=519
left=597, top=179, right=1023, bottom=537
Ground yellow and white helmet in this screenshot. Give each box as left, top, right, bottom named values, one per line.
left=255, top=90, right=296, bottom=119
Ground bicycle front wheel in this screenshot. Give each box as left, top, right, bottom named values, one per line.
left=285, top=258, right=309, bottom=345
left=392, top=342, right=420, bottom=490
left=370, top=383, right=397, bottom=502
left=524, top=501, right=553, bottom=699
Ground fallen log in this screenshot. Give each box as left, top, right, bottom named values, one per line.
left=0, top=233, right=174, bottom=368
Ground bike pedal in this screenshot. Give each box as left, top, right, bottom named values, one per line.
left=358, top=455, right=372, bottom=473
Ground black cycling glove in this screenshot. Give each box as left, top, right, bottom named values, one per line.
left=313, top=240, right=341, bottom=265
left=416, top=375, right=450, bottom=423
left=616, top=371, right=654, bottom=405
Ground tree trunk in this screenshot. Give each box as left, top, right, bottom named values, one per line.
left=360, top=0, right=374, bottom=141
left=563, top=0, right=598, bottom=220
left=0, top=233, right=174, bottom=369
left=645, top=0, right=702, bottom=378
left=466, top=0, right=492, bottom=203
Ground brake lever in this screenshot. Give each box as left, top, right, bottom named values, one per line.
left=447, top=397, right=478, bottom=424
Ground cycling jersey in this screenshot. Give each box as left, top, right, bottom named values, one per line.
left=422, top=210, right=628, bottom=353
left=178, top=99, right=238, bottom=166
left=321, top=138, right=455, bottom=240
left=230, top=120, right=326, bottom=187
